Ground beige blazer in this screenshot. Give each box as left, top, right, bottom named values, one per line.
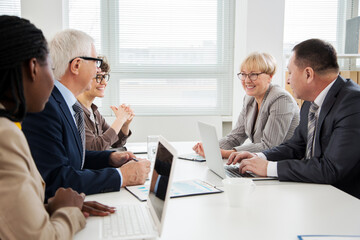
left=219, top=84, right=300, bottom=152
left=0, top=116, right=86, bottom=239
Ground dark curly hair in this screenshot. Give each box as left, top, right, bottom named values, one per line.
left=98, top=55, right=110, bottom=73
left=0, top=15, right=48, bottom=122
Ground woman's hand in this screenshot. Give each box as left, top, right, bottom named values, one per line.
left=47, top=188, right=85, bottom=215
left=120, top=104, right=134, bottom=136
left=82, top=201, right=116, bottom=218
left=192, top=142, right=205, bottom=157
left=110, top=105, right=132, bottom=125
left=110, top=104, right=133, bottom=134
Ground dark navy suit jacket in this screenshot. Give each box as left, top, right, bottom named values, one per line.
left=23, top=86, right=120, bottom=200
left=263, top=75, right=360, bottom=199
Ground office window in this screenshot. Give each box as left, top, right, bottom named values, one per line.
left=0, top=0, right=21, bottom=16
left=284, top=0, right=352, bottom=56
left=66, top=0, right=235, bottom=116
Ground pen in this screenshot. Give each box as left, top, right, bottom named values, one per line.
left=130, top=157, right=139, bottom=162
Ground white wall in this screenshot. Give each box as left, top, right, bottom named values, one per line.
left=105, top=116, right=222, bottom=142
left=21, top=0, right=286, bottom=141
left=232, top=0, right=285, bottom=126
left=21, top=0, right=64, bottom=40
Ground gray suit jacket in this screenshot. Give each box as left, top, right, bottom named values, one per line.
left=219, top=84, right=300, bottom=152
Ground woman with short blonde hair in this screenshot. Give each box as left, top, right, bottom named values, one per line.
left=194, top=52, right=300, bottom=158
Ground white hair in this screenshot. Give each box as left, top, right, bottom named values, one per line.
left=49, top=29, right=94, bottom=80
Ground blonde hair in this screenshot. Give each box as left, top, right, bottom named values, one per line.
left=240, top=52, right=277, bottom=76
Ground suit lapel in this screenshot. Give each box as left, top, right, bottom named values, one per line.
left=245, top=98, right=257, bottom=142
left=314, top=76, right=346, bottom=156
left=52, top=87, right=84, bottom=157
left=254, top=85, right=272, bottom=136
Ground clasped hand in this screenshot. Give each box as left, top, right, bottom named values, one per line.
left=110, top=104, right=134, bottom=126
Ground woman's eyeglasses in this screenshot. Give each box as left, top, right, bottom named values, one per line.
left=237, top=72, right=265, bottom=81
left=94, top=73, right=110, bottom=83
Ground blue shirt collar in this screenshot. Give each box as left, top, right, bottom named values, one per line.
left=54, top=80, right=77, bottom=117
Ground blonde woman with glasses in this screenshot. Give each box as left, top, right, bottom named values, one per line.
left=77, top=56, right=134, bottom=151
left=193, top=52, right=300, bottom=158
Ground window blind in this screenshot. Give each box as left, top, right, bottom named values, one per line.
left=283, top=0, right=346, bottom=55
left=0, top=0, right=20, bottom=16
left=66, top=0, right=235, bottom=116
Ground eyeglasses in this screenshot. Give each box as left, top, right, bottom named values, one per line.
left=69, top=56, right=103, bottom=68
left=237, top=72, right=265, bottom=81
left=94, top=73, right=110, bottom=83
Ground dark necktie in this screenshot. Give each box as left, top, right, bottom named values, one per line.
left=306, top=102, right=319, bottom=159
left=72, top=101, right=85, bottom=169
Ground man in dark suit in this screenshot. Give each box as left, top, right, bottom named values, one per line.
left=23, top=29, right=150, bottom=201
left=227, top=39, right=360, bottom=199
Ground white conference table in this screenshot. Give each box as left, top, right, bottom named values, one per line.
left=75, top=142, right=360, bottom=240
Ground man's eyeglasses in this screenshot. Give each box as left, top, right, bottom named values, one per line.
left=94, top=73, right=110, bottom=83
left=69, top=56, right=103, bottom=68
left=237, top=72, right=265, bottom=81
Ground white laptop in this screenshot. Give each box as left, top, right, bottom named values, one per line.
left=198, top=121, right=277, bottom=181
left=77, top=136, right=177, bottom=240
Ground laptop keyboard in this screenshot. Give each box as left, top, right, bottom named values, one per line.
left=102, top=204, right=154, bottom=239
left=225, top=165, right=255, bottom=178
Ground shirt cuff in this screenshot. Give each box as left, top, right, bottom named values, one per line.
left=267, top=161, right=278, bottom=177
left=115, top=168, right=123, bottom=187
left=255, top=152, right=267, bottom=160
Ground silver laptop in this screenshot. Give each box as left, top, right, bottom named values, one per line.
left=198, top=121, right=277, bottom=181
left=76, top=136, right=177, bottom=240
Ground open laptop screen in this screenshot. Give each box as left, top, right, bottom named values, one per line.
left=148, top=141, right=173, bottom=222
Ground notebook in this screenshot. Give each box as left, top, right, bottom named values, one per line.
left=123, top=143, right=148, bottom=154
left=178, top=153, right=206, bottom=162
left=198, top=121, right=277, bottom=181
left=76, top=136, right=177, bottom=240
left=126, top=179, right=222, bottom=201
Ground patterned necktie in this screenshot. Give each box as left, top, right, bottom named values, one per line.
left=72, top=101, right=85, bottom=169
left=306, top=102, right=319, bottom=159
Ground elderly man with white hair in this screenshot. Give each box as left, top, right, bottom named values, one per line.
left=23, top=29, right=150, bottom=201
